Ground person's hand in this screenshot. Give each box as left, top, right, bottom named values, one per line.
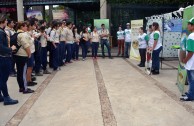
left=11, top=45, right=16, bottom=51
left=182, top=58, right=187, bottom=64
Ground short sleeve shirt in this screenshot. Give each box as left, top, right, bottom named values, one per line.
left=185, top=32, right=194, bottom=70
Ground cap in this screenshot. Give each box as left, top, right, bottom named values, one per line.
left=188, top=17, right=194, bottom=24
left=126, top=23, right=130, bottom=25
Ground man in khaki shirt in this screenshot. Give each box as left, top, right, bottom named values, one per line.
left=99, top=24, right=112, bottom=59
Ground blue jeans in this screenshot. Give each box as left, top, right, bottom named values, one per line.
left=65, top=43, right=72, bottom=62
left=0, top=57, right=11, bottom=97
left=73, top=43, right=79, bottom=60
left=10, top=56, right=16, bottom=75
left=41, top=47, right=47, bottom=70
left=152, top=46, right=163, bottom=71
left=186, top=70, right=194, bottom=100
left=52, top=43, right=59, bottom=70
left=92, top=42, right=99, bottom=57
left=101, top=39, right=111, bottom=57
left=125, top=42, right=131, bottom=57
left=59, top=42, right=66, bottom=66
left=81, top=42, right=88, bottom=59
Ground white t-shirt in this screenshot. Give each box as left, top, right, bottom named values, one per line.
left=138, top=33, right=147, bottom=49
left=124, top=29, right=131, bottom=42
left=50, top=29, right=60, bottom=43
left=153, top=31, right=162, bottom=50
left=117, top=30, right=124, bottom=40
left=185, top=32, right=194, bottom=70
left=148, top=32, right=154, bottom=47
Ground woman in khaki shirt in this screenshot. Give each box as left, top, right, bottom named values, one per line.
left=91, top=27, right=100, bottom=59
left=14, top=21, right=34, bottom=94
left=80, top=27, right=90, bottom=61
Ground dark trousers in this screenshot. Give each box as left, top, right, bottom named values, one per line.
left=14, top=55, right=28, bottom=90
left=34, top=40, right=42, bottom=73
left=41, top=47, right=47, bottom=71
left=125, top=42, right=131, bottom=57
left=10, top=56, right=16, bottom=74
left=52, top=43, right=59, bottom=70
left=71, top=43, right=75, bottom=60
left=73, top=43, right=79, bottom=60
left=47, top=42, right=53, bottom=68
left=81, top=42, right=88, bottom=59
left=152, top=46, right=162, bottom=71
left=101, top=39, right=111, bottom=57
left=65, top=43, right=72, bottom=62
left=0, top=57, right=11, bottom=97
left=92, top=42, right=99, bottom=58
left=59, top=42, right=66, bottom=66
left=118, top=39, right=124, bottom=55
left=139, top=48, right=146, bottom=65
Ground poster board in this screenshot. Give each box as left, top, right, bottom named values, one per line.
left=177, top=6, right=194, bottom=94
left=26, top=11, right=43, bottom=20
left=130, top=19, right=143, bottom=61
left=52, top=10, right=69, bottom=20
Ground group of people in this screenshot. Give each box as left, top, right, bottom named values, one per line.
left=116, top=22, right=163, bottom=75
left=0, top=15, right=115, bottom=105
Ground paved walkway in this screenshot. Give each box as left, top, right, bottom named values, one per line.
left=1, top=58, right=194, bottom=126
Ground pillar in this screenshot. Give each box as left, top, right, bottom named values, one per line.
left=100, top=0, right=107, bottom=19
left=17, top=0, right=24, bottom=21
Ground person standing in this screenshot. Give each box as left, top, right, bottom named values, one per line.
left=39, top=26, right=51, bottom=74
left=64, top=22, right=74, bottom=63
left=72, top=27, right=80, bottom=60
left=138, top=27, right=148, bottom=67
left=181, top=18, right=194, bottom=101
left=150, top=22, right=163, bottom=74
left=26, top=21, right=37, bottom=86
left=99, top=24, right=112, bottom=59
left=5, top=19, right=17, bottom=77
left=50, top=21, right=60, bottom=71
left=59, top=21, right=66, bottom=66
left=124, top=23, right=132, bottom=58
left=14, top=21, right=34, bottom=94
left=91, top=26, right=100, bottom=59
left=146, top=25, right=154, bottom=69
left=117, top=26, right=125, bottom=57
left=0, top=15, right=18, bottom=105
left=80, top=27, right=90, bottom=61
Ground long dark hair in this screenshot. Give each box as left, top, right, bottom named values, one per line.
left=152, top=22, right=160, bottom=31
left=72, top=27, right=77, bottom=39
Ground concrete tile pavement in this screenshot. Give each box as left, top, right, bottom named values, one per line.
left=1, top=57, right=194, bottom=126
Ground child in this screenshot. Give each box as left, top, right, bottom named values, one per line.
left=146, top=25, right=154, bottom=69
left=117, top=26, right=125, bottom=56
left=138, top=27, right=147, bottom=67
left=180, top=17, right=194, bottom=101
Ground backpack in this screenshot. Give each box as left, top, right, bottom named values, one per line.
left=10, top=32, right=22, bottom=54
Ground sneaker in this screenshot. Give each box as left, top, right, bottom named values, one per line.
left=31, top=76, right=36, bottom=82
left=180, top=96, right=194, bottom=101
left=139, top=64, right=145, bottom=67
left=43, top=70, right=51, bottom=74
left=35, top=72, right=43, bottom=76
left=4, top=96, right=18, bottom=105
left=23, top=88, right=34, bottom=94
left=152, top=71, right=160, bottom=75
left=82, top=58, right=85, bottom=61
left=27, top=82, right=37, bottom=86
left=102, top=56, right=105, bottom=59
